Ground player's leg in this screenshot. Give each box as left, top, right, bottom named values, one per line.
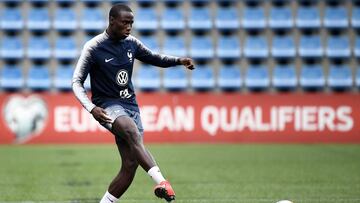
left=112, top=116, right=175, bottom=202
left=99, top=138, right=138, bottom=203
left=112, top=116, right=154, bottom=170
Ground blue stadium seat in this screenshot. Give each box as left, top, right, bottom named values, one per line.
left=53, top=8, right=77, bottom=31
left=298, top=35, right=323, bottom=58
left=27, top=8, right=51, bottom=30
left=271, top=35, right=295, bottom=58
left=242, top=6, right=266, bottom=29
left=27, top=65, right=51, bottom=91
left=327, top=65, right=353, bottom=91
left=296, top=6, right=321, bottom=28
left=352, top=7, right=360, bottom=28
left=161, top=7, right=185, bottom=31
left=299, top=65, right=325, bottom=91
left=190, top=65, right=215, bottom=91
left=134, top=8, right=158, bottom=31
left=215, top=7, right=240, bottom=30
left=356, top=68, right=360, bottom=88
left=0, top=36, right=24, bottom=59
left=140, top=35, right=160, bottom=53
left=27, top=36, right=51, bottom=60
left=244, top=36, right=268, bottom=58
left=272, top=65, right=297, bottom=91
left=53, top=65, right=73, bottom=91
left=188, top=7, right=212, bottom=30
left=355, top=36, right=360, bottom=57
left=135, top=65, right=161, bottom=91
left=216, top=35, right=241, bottom=59
left=190, top=36, right=214, bottom=60
left=326, top=36, right=351, bottom=58
left=163, top=66, right=188, bottom=91
left=0, top=65, right=24, bottom=90
left=244, top=65, right=270, bottom=91
left=324, top=6, right=348, bottom=28
left=0, top=8, right=23, bottom=30
left=269, top=7, right=293, bottom=29
left=54, top=36, right=78, bottom=60
left=218, top=65, right=242, bottom=91
left=80, top=8, right=105, bottom=31
left=162, top=36, right=187, bottom=57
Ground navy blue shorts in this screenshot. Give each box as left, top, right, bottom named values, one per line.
left=100, top=104, right=144, bottom=143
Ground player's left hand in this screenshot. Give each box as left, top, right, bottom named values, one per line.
left=179, top=58, right=195, bottom=70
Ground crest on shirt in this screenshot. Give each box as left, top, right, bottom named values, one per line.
left=127, top=50, right=133, bottom=62
left=116, top=69, right=128, bottom=86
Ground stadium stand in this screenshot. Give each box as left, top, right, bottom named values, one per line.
left=189, top=35, right=214, bottom=60
left=53, top=64, right=73, bottom=91
left=298, top=34, right=323, bottom=58
left=215, top=7, right=240, bottom=30
left=0, top=0, right=359, bottom=92
left=352, top=6, right=360, bottom=28
left=0, top=65, right=24, bottom=90
left=296, top=6, right=321, bottom=28
left=0, top=35, right=24, bottom=60
left=216, top=35, right=241, bottom=59
left=326, top=35, right=351, bottom=58
left=190, top=64, right=215, bottom=91
left=163, top=67, right=188, bottom=91
left=0, top=7, right=23, bottom=30
left=161, top=7, right=185, bottom=31
left=268, top=6, right=293, bottom=29
left=27, top=8, right=51, bottom=31
left=53, top=8, right=78, bottom=31
left=54, top=36, right=78, bottom=60
left=188, top=7, right=212, bottom=30
left=271, top=35, right=296, bottom=58
left=272, top=64, right=297, bottom=91
left=299, top=65, right=326, bottom=91
left=26, top=65, right=51, bottom=91
left=243, top=35, right=268, bottom=58
left=242, top=6, right=266, bottom=29
left=134, top=7, right=158, bottom=31
left=80, top=7, right=106, bottom=31
left=324, top=5, right=348, bottom=28
left=218, top=65, right=242, bottom=91
left=162, top=35, right=187, bottom=57
left=244, top=65, right=270, bottom=91
left=27, top=36, right=52, bottom=60
left=135, top=65, right=161, bottom=91
left=327, top=65, right=353, bottom=91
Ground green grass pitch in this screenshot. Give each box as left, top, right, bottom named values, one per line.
left=0, top=144, right=360, bottom=203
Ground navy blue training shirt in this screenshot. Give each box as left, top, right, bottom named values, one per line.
left=72, top=31, right=180, bottom=113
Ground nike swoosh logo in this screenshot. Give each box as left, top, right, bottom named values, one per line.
left=107, top=197, right=114, bottom=202
left=105, top=58, right=114, bottom=63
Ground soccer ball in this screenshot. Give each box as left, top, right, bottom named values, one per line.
left=276, top=200, right=293, bottom=203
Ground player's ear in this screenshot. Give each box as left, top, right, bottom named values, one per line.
left=109, top=16, right=115, bottom=25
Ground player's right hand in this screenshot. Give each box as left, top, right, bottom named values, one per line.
left=91, top=107, right=112, bottom=123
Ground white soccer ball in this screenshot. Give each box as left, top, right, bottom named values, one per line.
left=276, top=200, right=293, bottom=203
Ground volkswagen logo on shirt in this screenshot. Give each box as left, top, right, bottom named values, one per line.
left=116, top=69, right=128, bottom=86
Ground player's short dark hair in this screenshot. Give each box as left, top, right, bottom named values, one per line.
left=109, top=4, right=132, bottom=18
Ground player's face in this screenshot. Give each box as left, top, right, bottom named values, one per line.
left=111, top=11, right=134, bottom=39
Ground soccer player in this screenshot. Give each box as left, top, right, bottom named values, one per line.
left=72, top=3, right=194, bottom=203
